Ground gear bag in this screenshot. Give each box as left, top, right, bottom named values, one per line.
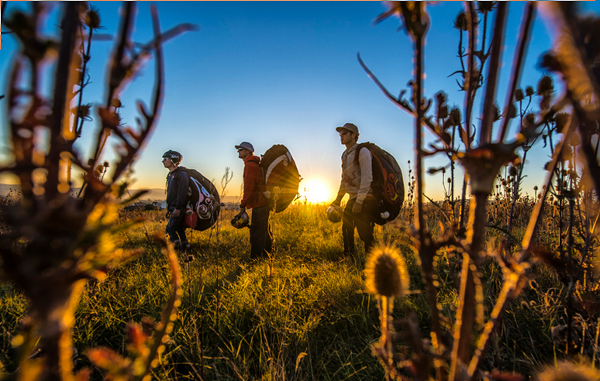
left=354, top=142, right=404, bottom=225
left=260, top=145, right=301, bottom=213
left=176, top=167, right=221, bottom=231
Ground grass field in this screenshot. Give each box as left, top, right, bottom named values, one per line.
left=1, top=202, right=591, bottom=380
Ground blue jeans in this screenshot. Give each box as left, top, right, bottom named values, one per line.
left=166, top=209, right=187, bottom=244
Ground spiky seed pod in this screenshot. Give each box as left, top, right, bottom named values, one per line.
left=534, top=185, right=538, bottom=191
left=537, top=75, right=554, bottom=96
left=515, top=88, right=525, bottom=102
left=525, top=86, right=535, bottom=97
left=84, top=8, right=101, bottom=30
left=536, top=361, right=600, bottom=381
left=454, top=12, right=468, bottom=31
left=509, top=165, right=518, bottom=177
left=436, top=91, right=447, bottom=105
left=103, top=161, right=110, bottom=168
left=364, top=246, right=409, bottom=298
left=477, top=2, right=495, bottom=13
left=111, top=98, right=122, bottom=108
left=449, top=107, right=462, bottom=126
left=524, top=113, right=535, bottom=127
left=438, top=104, right=449, bottom=120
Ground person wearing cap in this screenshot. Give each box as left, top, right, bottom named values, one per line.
left=235, top=141, right=272, bottom=259
left=331, top=123, right=376, bottom=256
left=163, top=150, right=191, bottom=250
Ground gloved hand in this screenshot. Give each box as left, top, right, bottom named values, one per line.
left=352, top=201, right=363, bottom=214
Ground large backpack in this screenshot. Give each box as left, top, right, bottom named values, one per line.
left=176, top=167, right=221, bottom=231
left=260, top=145, right=301, bottom=213
left=354, top=142, right=404, bottom=225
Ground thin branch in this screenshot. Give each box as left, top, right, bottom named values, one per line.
left=498, top=2, right=536, bottom=143
left=480, top=2, right=507, bottom=144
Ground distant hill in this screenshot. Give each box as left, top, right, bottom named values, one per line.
left=0, top=184, right=240, bottom=204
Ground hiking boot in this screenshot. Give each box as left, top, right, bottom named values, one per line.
left=181, top=241, right=191, bottom=250
left=172, top=240, right=181, bottom=249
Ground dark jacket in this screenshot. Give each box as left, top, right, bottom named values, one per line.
left=241, top=155, right=266, bottom=209
left=166, top=167, right=190, bottom=211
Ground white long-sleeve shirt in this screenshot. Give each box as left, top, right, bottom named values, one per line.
left=337, top=144, right=373, bottom=204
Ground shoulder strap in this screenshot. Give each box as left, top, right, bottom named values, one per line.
left=354, top=142, right=371, bottom=166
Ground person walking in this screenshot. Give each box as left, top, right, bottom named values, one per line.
left=163, top=150, right=190, bottom=250
left=235, top=141, right=272, bottom=259
left=331, top=123, right=376, bottom=256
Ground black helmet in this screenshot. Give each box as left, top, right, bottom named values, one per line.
left=162, top=150, right=182, bottom=164
left=231, top=211, right=250, bottom=229
left=327, top=205, right=342, bottom=223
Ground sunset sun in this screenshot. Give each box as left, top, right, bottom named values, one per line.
left=300, top=180, right=333, bottom=204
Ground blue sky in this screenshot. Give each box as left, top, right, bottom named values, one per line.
left=2, top=2, right=599, bottom=202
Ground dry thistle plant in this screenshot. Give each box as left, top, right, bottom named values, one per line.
left=360, top=2, right=600, bottom=380
left=364, top=245, right=410, bottom=379
left=0, top=3, right=194, bottom=380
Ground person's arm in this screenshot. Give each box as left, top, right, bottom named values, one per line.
left=333, top=177, right=345, bottom=205
left=172, top=171, right=190, bottom=216
left=240, top=162, right=258, bottom=209
left=354, top=148, right=373, bottom=210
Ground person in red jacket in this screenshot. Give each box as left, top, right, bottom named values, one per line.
left=235, top=141, right=272, bottom=259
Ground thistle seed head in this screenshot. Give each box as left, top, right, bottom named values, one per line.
left=537, top=75, right=554, bottom=96
left=477, top=2, right=495, bottom=13
left=525, top=86, right=535, bottom=97
left=454, top=12, right=468, bottom=31
left=537, top=361, right=600, bottom=381
left=515, top=88, right=525, bottom=102
left=449, top=107, right=462, bottom=126
left=364, top=246, right=409, bottom=298
left=84, top=8, right=101, bottom=30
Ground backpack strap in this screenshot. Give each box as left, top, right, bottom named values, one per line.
left=353, top=142, right=371, bottom=166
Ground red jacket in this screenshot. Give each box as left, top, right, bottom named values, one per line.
left=241, top=155, right=266, bottom=209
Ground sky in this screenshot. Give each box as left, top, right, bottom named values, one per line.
left=1, top=2, right=600, bottom=203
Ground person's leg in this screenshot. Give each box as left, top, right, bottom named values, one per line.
left=166, top=211, right=181, bottom=244
left=250, top=206, right=269, bottom=258
left=176, top=220, right=189, bottom=248
left=166, top=212, right=188, bottom=248
left=356, top=197, right=376, bottom=255
left=342, top=198, right=356, bottom=255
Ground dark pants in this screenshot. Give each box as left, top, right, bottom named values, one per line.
left=250, top=205, right=272, bottom=259
left=166, top=209, right=187, bottom=244
left=342, top=197, right=376, bottom=255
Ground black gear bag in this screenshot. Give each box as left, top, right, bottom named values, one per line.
left=354, top=142, right=404, bottom=225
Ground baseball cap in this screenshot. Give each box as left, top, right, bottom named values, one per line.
left=235, top=142, right=254, bottom=152
left=335, top=123, right=359, bottom=135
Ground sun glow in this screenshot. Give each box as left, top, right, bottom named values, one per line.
left=300, top=180, right=333, bottom=204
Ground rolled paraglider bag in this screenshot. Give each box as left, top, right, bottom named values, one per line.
left=260, top=145, right=301, bottom=213
left=180, top=167, right=221, bottom=231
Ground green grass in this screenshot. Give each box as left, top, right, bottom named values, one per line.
left=0, top=203, right=591, bottom=380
